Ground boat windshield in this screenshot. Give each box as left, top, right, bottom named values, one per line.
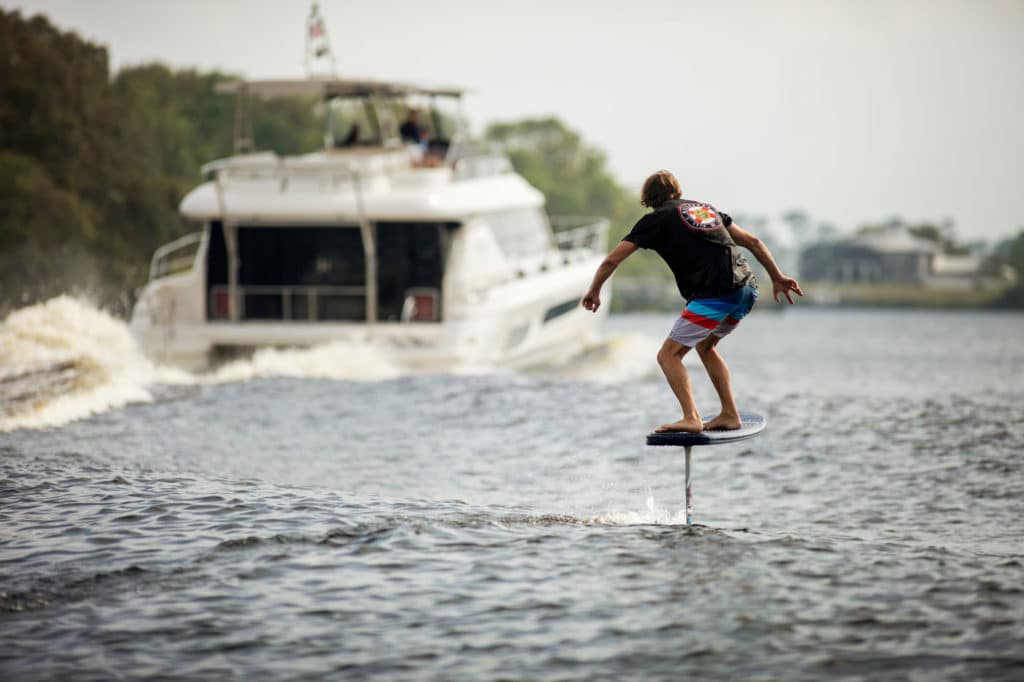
left=218, top=79, right=467, bottom=159
left=325, top=93, right=463, bottom=157
left=326, top=96, right=386, bottom=148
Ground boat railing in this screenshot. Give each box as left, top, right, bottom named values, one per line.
left=202, top=147, right=518, bottom=187
left=209, top=285, right=367, bottom=322
left=551, top=217, right=610, bottom=252
left=206, top=155, right=404, bottom=191
left=150, top=232, right=203, bottom=280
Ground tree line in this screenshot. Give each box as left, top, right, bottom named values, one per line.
left=2, top=9, right=1021, bottom=315
left=0, top=10, right=321, bottom=314
left=0, top=10, right=659, bottom=316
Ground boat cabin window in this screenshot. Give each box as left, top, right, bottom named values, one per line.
left=206, top=221, right=451, bottom=323
left=484, top=208, right=552, bottom=260
left=236, top=225, right=367, bottom=321
left=375, top=222, right=452, bottom=321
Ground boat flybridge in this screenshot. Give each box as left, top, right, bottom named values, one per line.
left=130, top=77, right=610, bottom=371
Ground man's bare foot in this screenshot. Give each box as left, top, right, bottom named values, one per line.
left=654, top=416, right=704, bottom=433
left=703, top=414, right=742, bottom=431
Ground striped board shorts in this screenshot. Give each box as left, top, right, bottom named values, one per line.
left=668, top=284, right=759, bottom=347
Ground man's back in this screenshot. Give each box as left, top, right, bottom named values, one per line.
left=623, top=198, right=753, bottom=300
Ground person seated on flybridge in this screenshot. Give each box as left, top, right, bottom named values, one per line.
left=399, top=108, right=427, bottom=146
left=400, top=108, right=441, bottom=167
left=581, top=170, right=803, bottom=434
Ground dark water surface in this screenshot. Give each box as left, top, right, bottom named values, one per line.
left=2, top=308, right=1023, bottom=680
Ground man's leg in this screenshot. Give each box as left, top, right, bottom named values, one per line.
left=695, top=334, right=741, bottom=430
left=654, top=338, right=703, bottom=433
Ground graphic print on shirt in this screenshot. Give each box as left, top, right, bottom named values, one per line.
left=678, top=203, right=723, bottom=232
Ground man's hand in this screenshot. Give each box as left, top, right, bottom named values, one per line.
left=772, top=276, right=804, bottom=304
left=581, top=242, right=637, bottom=314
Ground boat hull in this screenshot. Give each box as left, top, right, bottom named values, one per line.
left=130, top=255, right=610, bottom=373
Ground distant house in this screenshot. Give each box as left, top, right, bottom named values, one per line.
left=799, top=231, right=1014, bottom=290
left=800, top=232, right=937, bottom=284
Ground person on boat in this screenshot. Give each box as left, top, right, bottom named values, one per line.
left=400, top=109, right=427, bottom=145
left=400, top=108, right=442, bottom=167
left=581, top=170, right=802, bottom=433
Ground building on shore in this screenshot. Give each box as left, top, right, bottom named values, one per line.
left=799, top=231, right=1015, bottom=291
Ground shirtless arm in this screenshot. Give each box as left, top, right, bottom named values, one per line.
left=726, top=223, right=804, bottom=304
left=581, top=241, right=638, bottom=312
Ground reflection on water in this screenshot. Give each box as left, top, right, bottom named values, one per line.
left=2, top=302, right=1023, bottom=680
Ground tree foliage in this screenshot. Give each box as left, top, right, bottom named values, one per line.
left=485, top=118, right=632, bottom=223
left=4, top=10, right=1019, bottom=316
left=992, top=229, right=1024, bottom=308
left=0, top=10, right=320, bottom=314
left=484, top=117, right=660, bottom=279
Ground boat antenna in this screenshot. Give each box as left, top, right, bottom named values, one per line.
left=305, top=2, right=338, bottom=78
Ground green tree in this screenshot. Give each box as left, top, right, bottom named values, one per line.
left=0, top=10, right=124, bottom=309
left=1, top=10, right=681, bottom=314
left=992, top=229, right=1024, bottom=308
left=484, top=117, right=661, bottom=280
left=485, top=118, right=626, bottom=220
left=0, top=10, right=325, bottom=314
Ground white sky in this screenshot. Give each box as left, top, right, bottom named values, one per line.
left=9, top=0, right=1024, bottom=241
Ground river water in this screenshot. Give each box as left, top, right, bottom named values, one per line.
left=2, top=298, right=1022, bottom=680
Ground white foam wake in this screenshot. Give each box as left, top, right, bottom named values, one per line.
left=0, top=296, right=190, bottom=432
left=208, top=342, right=402, bottom=384
left=554, top=333, right=662, bottom=384
left=0, top=297, right=405, bottom=432
left=0, top=297, right=662, bottom=432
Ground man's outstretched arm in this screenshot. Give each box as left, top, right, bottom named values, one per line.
left=582, top=241, right=638, bottom=312
left=726, top=223, right=804, bottom=304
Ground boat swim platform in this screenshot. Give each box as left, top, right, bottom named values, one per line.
left=646, top=412, right=766, bottom=525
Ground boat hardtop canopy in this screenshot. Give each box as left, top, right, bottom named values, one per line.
left=215, top=77, right=467, bottom=100
left=216, top=76, right=471, bottom=158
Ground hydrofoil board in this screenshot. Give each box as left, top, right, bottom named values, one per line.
left=646, top=412, right=766, bottom=446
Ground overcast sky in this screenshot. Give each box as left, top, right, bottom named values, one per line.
left=9, top=0, right=1024, bottom=241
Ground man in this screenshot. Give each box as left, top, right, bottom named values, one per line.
left=582, top=170, right=802, bottom=433
left=399, top=109, right=426, bottom=144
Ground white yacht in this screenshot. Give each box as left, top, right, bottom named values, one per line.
left=129, top=77, right=610, bottom=371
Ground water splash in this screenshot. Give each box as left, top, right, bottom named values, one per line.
left=207, top=341, right=402, bottom=383
left=0, top=297, right=402, bottom=431
left=0, top=296, right=190, bottom=431
left=0, top=297, right=658, bottom=431
left=553, top=332, right=661, bottom=384
left=592, top=488, right=690, bottom=525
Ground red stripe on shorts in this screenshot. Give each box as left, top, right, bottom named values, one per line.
left=682, top=309, right=720, bottom=330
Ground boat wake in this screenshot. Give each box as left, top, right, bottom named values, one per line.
left=0, top=297, right=191, bottom=432
left=552, top=332, right=661, bottom=384
left=207, top=342, right=403, bottom=384
left=0, top=297, right=657, bottom=432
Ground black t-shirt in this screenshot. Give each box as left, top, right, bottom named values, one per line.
left=623, top=199, right=754, bottom=300
left=400, top=120, right=423, bottom=143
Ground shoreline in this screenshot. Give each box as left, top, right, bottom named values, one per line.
left=610, top=277, right=1018, bottom=313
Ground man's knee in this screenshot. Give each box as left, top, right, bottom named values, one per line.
left=695, top=335, right=719, bottom=357
left=657, top=342, right=688, bottom=366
